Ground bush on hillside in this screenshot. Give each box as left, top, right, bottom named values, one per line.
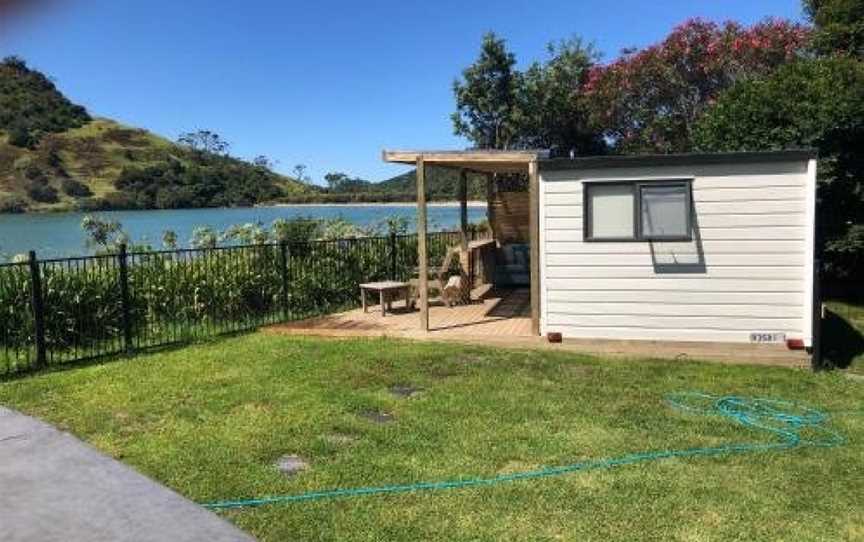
left=26, top=180, right=58, bottom=203
left=61, top=178, right=93, bottom=197
left=115, top=158, right=285, bottom=209
left=0, top=195, right=28, bottom=213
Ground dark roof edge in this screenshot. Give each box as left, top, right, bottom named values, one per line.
left=539, top=149, right=818, bottom=171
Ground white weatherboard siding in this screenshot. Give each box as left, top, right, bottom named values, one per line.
left=539, top=160, right=815, bottom=344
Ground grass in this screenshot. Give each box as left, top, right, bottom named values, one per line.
left=824, top=300, right=864, bottom=374
left=0, top=334, right=862, bottom=541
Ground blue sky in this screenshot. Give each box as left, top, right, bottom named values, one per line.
left=1, top=0, right=805, bottom=182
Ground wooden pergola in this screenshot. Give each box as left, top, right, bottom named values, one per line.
left=382, top=149, right=547, bottom=336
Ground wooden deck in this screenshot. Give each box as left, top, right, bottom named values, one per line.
left=273, top=288, right=532, bottom=338
left=268, top=288, right=810, bottom=368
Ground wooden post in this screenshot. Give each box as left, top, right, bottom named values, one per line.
left=528, top=160, right=541, bottom=336
left=459, top=168, right=468, bottom=250
left=485, top=172, right=495, bottom=242
left=458, top=169, right=470, bottom=284
left=416, top=156, right=429, bottom=332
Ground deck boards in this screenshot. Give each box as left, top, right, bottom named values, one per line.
left=275, top=289, right=532, bottom=337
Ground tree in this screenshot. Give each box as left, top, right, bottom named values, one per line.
left=291, top=164, right=311, bottom=184
left=694, top=57, right=864, bottom=279
left=81, top=215, right=128, bottom=252
left=804, top=0, right=864, bottom=57
left=324, top=172, right=350, bottom=191
left=177, top=130, right=230, bottom=157
left=519, top=38, right=606, bottom=156
left=271, top=217, right=321, bottom=243
left=452, top=33, right=523, bottom=149
left=252, top=155, right=275, bottom=169
left=583, top=18, right=811, bottom=154
left=190, top=226, right=218, bottom=249
left=162, top=230, right=178, bottom=250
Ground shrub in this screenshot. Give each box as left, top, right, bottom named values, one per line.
left=695, top=57, right=864, bottom=281
left=23, top=163, right=44, bottom=181
left=60, top=178, right=92, bottom=197
left=7, top=124, right=35, bottom=148
left=0, top=195, right=27, bottom=213
left=26, top=181, right=58, bottom=203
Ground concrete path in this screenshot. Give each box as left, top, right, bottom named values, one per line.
left=0, top=407, right=255, bottom=542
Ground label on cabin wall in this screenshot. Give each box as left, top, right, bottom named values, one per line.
left=749, top=332, right=786, bottom=343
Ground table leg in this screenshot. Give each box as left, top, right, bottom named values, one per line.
left=404, top=287, right=410, bottom=309
left=361, top=288, right=367, bottom=313
left=379, top=290, right=386, bottom=317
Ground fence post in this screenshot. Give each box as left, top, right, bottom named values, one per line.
left=118, top=244, right=133, bottom=354
left=389, top=232, right=397, bottom=280
left=280, top=241, right=289, bottom=320
left=811, top=258, right=823, bottom=371
left=28, top=251, right=47, bottom=368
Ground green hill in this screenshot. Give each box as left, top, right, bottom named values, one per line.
left=0, top=57, right=312, bottom=213
left=0, top=56, right=486, bottom=212
left=316, top=168, right=490, bottom=203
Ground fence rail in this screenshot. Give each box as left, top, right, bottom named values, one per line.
left=0, top=230, right=477, bottom=376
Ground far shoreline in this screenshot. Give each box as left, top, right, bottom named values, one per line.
left=268, top=201, right=487, bottom=208
left=1, top=200, right=489, bottom=216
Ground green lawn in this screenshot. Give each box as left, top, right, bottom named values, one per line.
left=0, top=334, right=862, bottom=541
left=824, top=300, right=864, bottom=374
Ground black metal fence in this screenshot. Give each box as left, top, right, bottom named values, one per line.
left=0, top=230, right=475, bottom=376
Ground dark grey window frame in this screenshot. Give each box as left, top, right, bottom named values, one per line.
left=583, top=179, right=693, bottom=242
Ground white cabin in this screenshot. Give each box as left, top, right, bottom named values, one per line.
left=538, top=150, right=817, bottom=346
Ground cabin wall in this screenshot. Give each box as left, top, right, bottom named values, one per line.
left=538, top=159, right=816, bottom=344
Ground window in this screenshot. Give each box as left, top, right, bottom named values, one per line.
left=584, top=180, right=692, bottom=241
left=640, top=184, right=690, bottom=240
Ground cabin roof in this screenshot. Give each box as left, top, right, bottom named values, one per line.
left=381, top=148, right=816, bottom=173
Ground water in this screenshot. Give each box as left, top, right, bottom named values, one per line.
left=0, top=204, right=487, bottom=259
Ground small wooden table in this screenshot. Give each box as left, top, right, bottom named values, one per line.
left=360, top=281, right=411, bottom=317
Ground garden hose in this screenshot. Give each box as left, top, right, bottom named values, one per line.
left=202, top=392, right=847, bottom=510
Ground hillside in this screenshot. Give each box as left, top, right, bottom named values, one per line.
left=0, top=56, right=486, bottom=212
left=0, top=57, right=312, bottom=213
left=317, top=168, right=490, bottom=203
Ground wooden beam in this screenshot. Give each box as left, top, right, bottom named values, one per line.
left=383, top=149, right=543, bottom=165
left=416, top=156, right=429, bottom=332
left=486, top=172, right=496, bottom=243
left=528, top=160, right=541, bottom=336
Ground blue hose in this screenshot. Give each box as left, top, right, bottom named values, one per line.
left=202, top=392, right=846, bottom=510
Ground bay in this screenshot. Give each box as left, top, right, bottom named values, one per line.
left=0, top=204, right=487, bottom=259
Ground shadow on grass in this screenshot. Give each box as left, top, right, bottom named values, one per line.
left=822, top=308, right=864, bottom=369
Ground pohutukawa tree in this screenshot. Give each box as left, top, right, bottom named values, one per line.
left=583, top=18, right=811, bottom=154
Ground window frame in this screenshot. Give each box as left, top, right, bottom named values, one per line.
left=583, top=179, right=693, bottom=243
